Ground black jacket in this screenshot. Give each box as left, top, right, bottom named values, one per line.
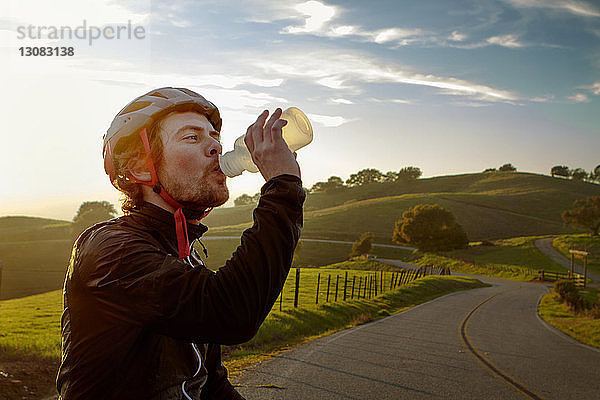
left=57, top=174, right=305, bottom=399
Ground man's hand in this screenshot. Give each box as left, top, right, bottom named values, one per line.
left=244, top=108, right=301, bottom=181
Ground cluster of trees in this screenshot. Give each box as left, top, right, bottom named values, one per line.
left=483, top=163, right=517, bottom=173
left=233, top=192, right=261, bottom=207
left=551, top=165, right=600, bottom=183
left=350, top=204, right=468, bottom=257
left=233, top=166, right=423, bottom=205
left=392, top=204, right=468, bottom=251
left=312, top=166, right=422, bottom=193
left=562, top=196, right=600, bottom=236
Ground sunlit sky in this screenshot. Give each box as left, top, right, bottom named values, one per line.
left=1, top=0, right=599, bottom=221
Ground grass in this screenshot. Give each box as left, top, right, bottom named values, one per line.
left=0, top=239, right=72, bottom=300
left=553, top=234, right=600, bottom=276
left=0, top=265, right=417, bottom=359
left=538, top=292, right=600, bottom=348
left=407, top=252, right=538, bottom=281
left=442, top=236, right=567, bottom=273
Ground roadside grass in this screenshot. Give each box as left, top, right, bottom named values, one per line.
left=442, top=236, right=566, bottom=274
left=407, top=252, right=537, bottom=281
left=538, top=292, right=600, bottom=349
left=553, top=234, right=600, bottom=276
left=223, top=275, right=488, bottom=374
left=0, top=265, right=424, bottom=360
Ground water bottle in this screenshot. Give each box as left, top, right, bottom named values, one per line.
left=219, top=107, right=313, bottom=177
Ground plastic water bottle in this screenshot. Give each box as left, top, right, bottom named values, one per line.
left=219, top=107, right=313, bottom=177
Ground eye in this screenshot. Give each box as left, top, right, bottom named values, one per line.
left=184, top=133, right=198, bottom=141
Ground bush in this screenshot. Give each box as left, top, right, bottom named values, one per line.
left=392, top=204, right=468, bottom=252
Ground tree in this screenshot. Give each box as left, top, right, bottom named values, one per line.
left=392, top=204, right=468, bottom=251
left=571, top=168, right=588, bottom=181
left=350, top=232, right=374, bottom=257
left=562, top=196, right=600, bottom=236
left=551, top=165, right=570, bottom=178
left=345, top=168, right=384, bottom=187
left=311, top=176, right=345, bottom=192
left=498, top=163, right=517, bottom=172
left=591, top=165, right=600, bottom=183
left=234, top=194, right=253, bottom=207
left=72, top=201, right=117, bottom=238
left=396, top=166, right=422, bottom=181
left=234, top=193, right=260, bottom=206
left=483, top=168, right=497, bottom=173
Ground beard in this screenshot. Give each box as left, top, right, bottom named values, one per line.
left=158, top=165, right=229, bottom=210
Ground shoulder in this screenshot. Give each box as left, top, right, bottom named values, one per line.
left=74, top=217, right=166, bottom=277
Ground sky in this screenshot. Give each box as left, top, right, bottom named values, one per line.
left=0, top=0, right=599, bottom=221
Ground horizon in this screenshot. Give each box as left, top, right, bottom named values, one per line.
left=1, top=169, right=595, bottom=222
left=1, top=0, right=599, bottom=221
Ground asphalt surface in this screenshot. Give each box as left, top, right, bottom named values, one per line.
left=233, top=273, right=600, bottom=399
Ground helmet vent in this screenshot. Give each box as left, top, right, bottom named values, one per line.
left=148, top=91, right=168, bottom=99
left=119, top=101, right=152, bottom=115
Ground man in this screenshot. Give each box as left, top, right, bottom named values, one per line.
left=56, top=87, right=305, bottom=399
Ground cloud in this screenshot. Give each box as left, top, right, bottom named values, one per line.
left=307, top=113, right=351, bottom=127
left=585, top=82, right=600, bottom=95
left=254, top=52, right=519, bottom=103
left=503, top=0, right=600, bottom=17
left=280, top=0, right=429, bottom=46
left=282, top=0, right=337, bottom=34
left=330, top=98, right=354, bottom=104
left=486, top=34, right=524, bottom=48
left=568, top=93, right=591, bottom=103
left=367, top=97, right=413, bottom=105
left=448, top=31, right=468, bottom=42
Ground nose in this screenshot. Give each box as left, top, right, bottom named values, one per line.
left=208, top=140, right=222, bottom=157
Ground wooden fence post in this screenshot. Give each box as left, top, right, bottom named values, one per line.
left=343, top=271, right=348, bottom=301
left=315, top=273, right=321, bottom=305
left=294, top=268, right=300, bottom=308
left=380, top=270, right=384, bottom=293
left=327, top=274, right=331, bottom=302
left=584, top=255, right=588, bottom=289
left=357, top=276, right=362, bottom=299
left=279, top=289, right=283, bottom=311
left=351, top=275, right=356, bottom=299
left=374, top=273, right=378, bottom=297
left=335, top=275, right=339, bottom=302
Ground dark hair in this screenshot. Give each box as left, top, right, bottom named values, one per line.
left=111, top=118, right=164, bottom=214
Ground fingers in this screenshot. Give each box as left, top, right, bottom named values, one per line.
left=264, top=108, right=282, bottom=141
left=246, top=110, right=269, bottom=152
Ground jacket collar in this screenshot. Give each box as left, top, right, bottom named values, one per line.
left=131, top=202, right=208, bottom=242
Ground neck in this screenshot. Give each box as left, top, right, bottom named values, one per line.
left=141, top=186, right=204, bottom=225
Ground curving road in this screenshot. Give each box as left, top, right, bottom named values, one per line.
left=534, top=238, right=599, bottom=282
left=233, top=273, right=600, bottom=399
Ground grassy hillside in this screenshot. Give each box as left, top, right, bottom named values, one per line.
left=207, top=172, right=600, bottom=243
left=2, top=171, right=598, bottom=300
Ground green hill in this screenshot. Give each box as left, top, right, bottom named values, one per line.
left=1, top=171, right=599, bottom=300
left=206, top=172, right=600, bottom=242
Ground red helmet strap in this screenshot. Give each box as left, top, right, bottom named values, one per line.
left=129, top=127, right=193, bottom=258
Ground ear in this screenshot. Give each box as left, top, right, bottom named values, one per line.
left=128, top=157, right=152, bottom=182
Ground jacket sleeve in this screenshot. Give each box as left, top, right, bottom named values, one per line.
left=200, top=344, right=245, bottom=400
left=77, top=174, right=304, bottom=344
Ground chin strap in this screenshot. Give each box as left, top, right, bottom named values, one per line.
left=129, top=127, right=212, bottom=259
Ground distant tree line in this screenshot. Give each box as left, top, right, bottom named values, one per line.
left=483, top=163, right=517, bottom=173
left=233, top=166, right=423, bottom=206
left=550, top=164, right=600, bottom=183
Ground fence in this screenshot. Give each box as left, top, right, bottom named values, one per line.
left=278, top=265, right=451, bottom=311
left=536, top=269, right=585, bottom=288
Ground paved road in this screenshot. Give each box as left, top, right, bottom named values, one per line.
left=233, top=274, right=600, bottom=399
left=534, top=238, right=599, bottom=282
